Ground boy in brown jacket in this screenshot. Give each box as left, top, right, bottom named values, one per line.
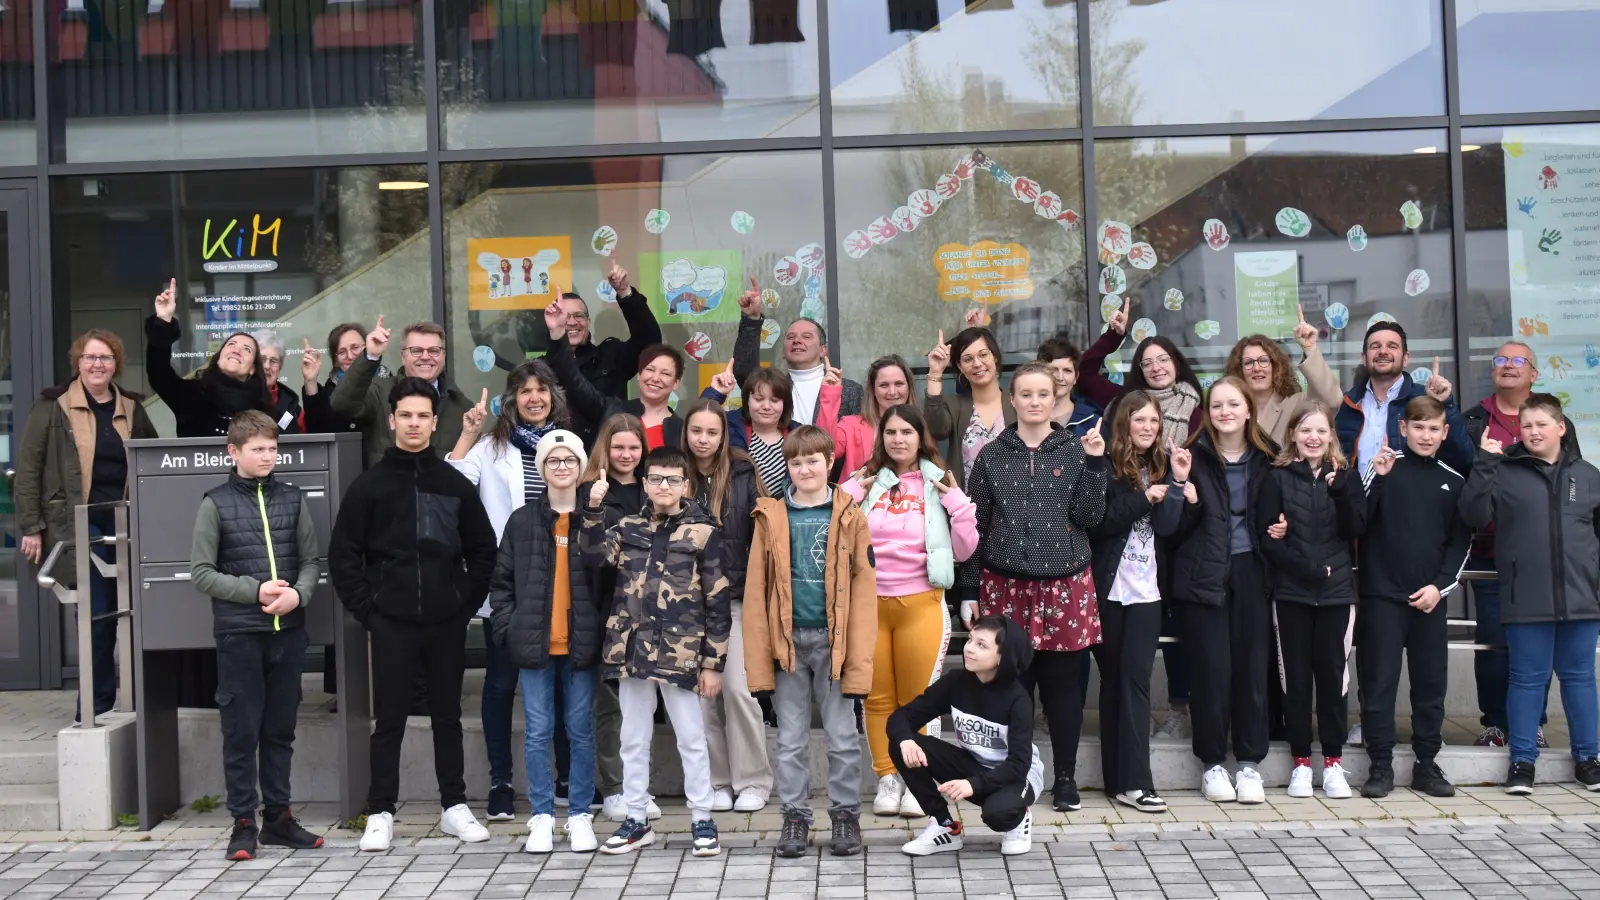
left=744, top=425, right=877, bottom=859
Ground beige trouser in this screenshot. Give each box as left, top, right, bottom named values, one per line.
left=701, top=603, right=775, bottom=795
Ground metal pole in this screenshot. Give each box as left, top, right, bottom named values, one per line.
left=114, top=503, right=133, bottom=714
left=74, top=504, right=94, bottom=728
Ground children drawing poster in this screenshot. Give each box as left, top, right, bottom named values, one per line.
left=468, top=237, right=573, bottom=311
left=639, top=250, right=743, bottom=323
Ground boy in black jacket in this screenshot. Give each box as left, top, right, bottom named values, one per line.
left=1357, top=396, right=1471, bottom=798
left=889, top=616, right=1044, bottom=857
left=329, top=378, right=498, bottom=852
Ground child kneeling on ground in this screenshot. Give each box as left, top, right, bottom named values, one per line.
left=889, top=615, right=1043, bottom=857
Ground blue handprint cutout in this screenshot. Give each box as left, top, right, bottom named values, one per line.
left=1587, top=344, right=1599, bottom=369
left=1517, top=197, right=1537, bottom=218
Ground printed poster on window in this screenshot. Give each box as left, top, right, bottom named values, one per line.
left=1503, top=126, right=1600, bottom=450
left=639, top=251, right=744, bottom=323
left=468, top=237, right=573, bottom=311
left=934, top=241, right=1035, bottom=304
left=1233, top=250, right=1299, bottom=341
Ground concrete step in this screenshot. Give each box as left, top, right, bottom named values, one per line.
left=0, top=784, right=60, bottom=830
left=0, top=741, right=58, bottom=786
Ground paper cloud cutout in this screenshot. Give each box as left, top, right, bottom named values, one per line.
left=661, top=258, right=729, bottom=317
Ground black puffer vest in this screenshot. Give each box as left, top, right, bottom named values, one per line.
left=207, top=473, right=305, bottom=634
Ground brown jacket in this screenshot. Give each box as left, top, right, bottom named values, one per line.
left=742, top=490, right=878, bottom=696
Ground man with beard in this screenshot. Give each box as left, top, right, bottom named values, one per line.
left=1334, top=321, right=1473, bottom=475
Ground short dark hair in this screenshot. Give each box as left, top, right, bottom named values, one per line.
left=1522, top=392, right=1564, bottom=422
left=226, top=410, right=278, bottom=448
left=638, top=344, right=686, bottom=380
left=1036, top=336, right=1081, bottom=367
left=326, top=322, right=365, bottom=357
left=1363, top=320, right=1408, bottom=353
left=644, top=446, right=690, bottom=476
left=388, top=376, right=440, bottom=413
left=970, top=615, right=1010, bottom=652
left=1402, top=395, right=1447, bottom=422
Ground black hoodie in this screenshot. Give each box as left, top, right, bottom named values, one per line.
left=887, top=617, right=1045, bottom=797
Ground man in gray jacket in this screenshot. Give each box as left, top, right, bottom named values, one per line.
left=329, top=317, right=475, bottom=468
left=1460, top=392, right=1600, bottom=796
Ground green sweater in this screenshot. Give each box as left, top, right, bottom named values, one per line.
left=190, top=496, right=320, bottom=607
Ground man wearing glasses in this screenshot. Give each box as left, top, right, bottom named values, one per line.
left=551, top=255, right=663, bottom=438
left=330, top=317, right=476, bottom=468
left=1459, top=342, right=1583, bottom=749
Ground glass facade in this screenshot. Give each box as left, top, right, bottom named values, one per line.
left=0, top=0, right=1594, bottom=686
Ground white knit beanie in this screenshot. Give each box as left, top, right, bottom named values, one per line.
left=534, top=429, right=588, bottom=478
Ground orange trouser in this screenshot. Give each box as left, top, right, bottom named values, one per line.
left=865, top=589, right=952, bottom=776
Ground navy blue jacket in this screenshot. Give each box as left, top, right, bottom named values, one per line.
left=1335, top=372, right=1472, bottom=474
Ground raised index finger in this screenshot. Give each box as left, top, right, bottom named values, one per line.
left=375, top=314, right=384, bottom=329
left=748, top=275, right=759, bottom=291
left=479, top=387, right=488, bottom=407
left=1297, top=303, right=1306, bottom=324
left=1433, top=355, right=1441, bottom=375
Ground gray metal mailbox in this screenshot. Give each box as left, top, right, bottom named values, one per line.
left=125, top=433, right=370, bottom=828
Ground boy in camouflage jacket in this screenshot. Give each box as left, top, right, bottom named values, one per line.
left=581, top=447, right=731, bottom=857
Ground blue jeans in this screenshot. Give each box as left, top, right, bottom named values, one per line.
left=520, top=659, right=596, bottom=817
left=1472, top=567, right=1549, bottom=729
left=1505, top=620, right=1600, bottom=764
left=480, top=618, right=518, bottom=787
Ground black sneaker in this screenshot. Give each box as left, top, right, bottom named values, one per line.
left=259, top=809, right=324, bottom=850
left=599, top=818, right=654, bottom=855
left=829, top=809, right=862, bottom=857
left=690, top=819, right=721, bottom=857
left=487, top=783, right=516, bottom=821
left=1052, top=775, right=1080, bottom=812
left=1505, top=761, right=1536, bottom=795
left=1360, top=765, right=1394, bottom=799
left=776, top=808, right=809, bottom=858
left=226, top=818, right=258, bottom=861
left=1411, top=761, right=1455, bottom=798
left=1575, top=757, right=1600, bottom=792
left=1114, top=790, right=1167, bottom=813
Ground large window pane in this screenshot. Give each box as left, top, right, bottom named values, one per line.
left=0, top=0, right=34, bottom=165
left=1458, top=2, right=1600, bottom=115
left=443, top=152, right=825, bottom=408
left=1091, top=0, right=1443, bottom=127
left=1463, top=124, right=1600, bottom=449
left=438, top=2, right=821, bottom=149
left=52, top=1, right=425, bottom=163
left=1090, top=130, right=1454, bottom=391
left=833, top=142, right=1084, bottom=375
left=52, top=166, right=433, bottom=434
left=829, top=0, right=1077, bottom=137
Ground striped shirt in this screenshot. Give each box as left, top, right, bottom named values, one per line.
left=749, top=433, right=789, bottom=497
left=520, top=447, right=546, bottom=505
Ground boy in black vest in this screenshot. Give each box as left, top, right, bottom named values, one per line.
left=191, top=410, right=323, bottom=861
left=1356, top=396, right=1471, bottom=799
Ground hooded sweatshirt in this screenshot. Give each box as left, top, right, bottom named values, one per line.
left=886, top=617, right=1045, bottom=797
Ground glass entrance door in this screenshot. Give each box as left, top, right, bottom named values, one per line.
left=0, top=184, right=42, bottom=689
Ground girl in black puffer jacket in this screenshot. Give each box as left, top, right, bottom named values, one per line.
left=1254, top=402, right=1367, bottom=801
left=681, top=400, right=772, bottom=811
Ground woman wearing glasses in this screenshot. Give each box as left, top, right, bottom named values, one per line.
left=16, top=329, right=159, bottom=718
left=1080, top=302, right=1206, bottom=447
left=924, top=326, right=1014, bottom=491
left=447, top=360, right=572, bottom=824
left=1222, top=309, right=1341, bottom=445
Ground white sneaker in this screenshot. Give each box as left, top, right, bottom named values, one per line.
left=1202, top=765, right=1237, bottom=802
left=873, top=775, right=904, bottom=816
left=1287, top=764, right=1314, bottom=798
left=441, top=803, right=490, bottom=843
left=647, top=798, right=662, bottom=820
left=565, top=813, right=598, bottom=853
left=711, top=787, right=735, bottom=812
left=901, top=818, right=963, bottom=856
left=1115, top=790, right=1168, bottom=813
left=1153, top=707, right=1191, bottom=739
left=733, top=789, right=768, bottom=812
left=1322, top=762, right=1353, bottom=799
left=900, top=787, right=924, bottom=818
left=359, top=811, right=393, bottom=852
left=1000, top=809, right=1032, bottom=856
left=602, top=793, right=627, bottom=822
left=524, top=814, right=554, bottom=854
left=1235, top=767, right=1266, bottom=805
left=1347, top=723, right=1364, bottom=746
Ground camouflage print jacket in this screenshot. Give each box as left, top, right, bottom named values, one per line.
left=579, top=497, right=732, bottom=690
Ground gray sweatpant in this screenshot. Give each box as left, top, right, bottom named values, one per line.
left=774, top=628, right=863, bottom=820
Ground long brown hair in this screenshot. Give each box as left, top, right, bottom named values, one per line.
left=583, top=413, right=648, bottom=482
left=1110, top=390, right=1169, bottom=485
left=489, top=360, right=569, bottom=453
left=681, top=399, right=750, bottom=523
left=1224, top=335, right=1299, bottom=400
left=1189, top=375, right=1275, bottom=456
left=1272, top=401, right=1346, bottom=472
left=862, top=403, right=948, bottom=479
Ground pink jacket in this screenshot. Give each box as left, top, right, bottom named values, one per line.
left=842, top=470, right=979, bottom=596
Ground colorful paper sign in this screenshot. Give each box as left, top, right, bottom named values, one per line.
left=639, top=250, right=743, bottom=323
left=467, top=236, right=572, bottom=311
left=1234, top=250, right=1300, bottom=339
left=934, top=240, right=1035, bottom=305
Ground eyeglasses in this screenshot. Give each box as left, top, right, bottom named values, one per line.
left=1494, top=355, right=1531, bottom=368
left=566, top=311, right=590, bottom=322
left=1139, top=354, right=1173, bottom=372
left=644, top=474, right=686, bottom=487
left=259, top=357, right=282, bottom=367
left=960, top=349, right=995, bottom=365
left=1240, top=357, right=1272, bottom=370
left=544, top=457, right=579, bottom=470
left=403, top=346, right=445, bottom=358
left=79, top=354, right=115, bottom=366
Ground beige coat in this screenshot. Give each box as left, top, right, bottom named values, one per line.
left=1254, top=345, right=1343, bottom=446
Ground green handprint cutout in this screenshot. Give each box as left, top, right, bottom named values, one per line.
left=1539, top=228, right=1563, bottom=255
left=1276, top=207, right=1310, bottom=237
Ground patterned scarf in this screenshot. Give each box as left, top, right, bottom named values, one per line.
left=507, top=420, right=555, bottom=454
left=1146, top=382, right=1201, bottom=446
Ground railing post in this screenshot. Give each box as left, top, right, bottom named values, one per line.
left=74, top=504, right=94, bottom=729
left=114, top=503, right=134, bottom=715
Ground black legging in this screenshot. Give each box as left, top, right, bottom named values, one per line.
left=1020, top=648, right=1091, bottom=782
